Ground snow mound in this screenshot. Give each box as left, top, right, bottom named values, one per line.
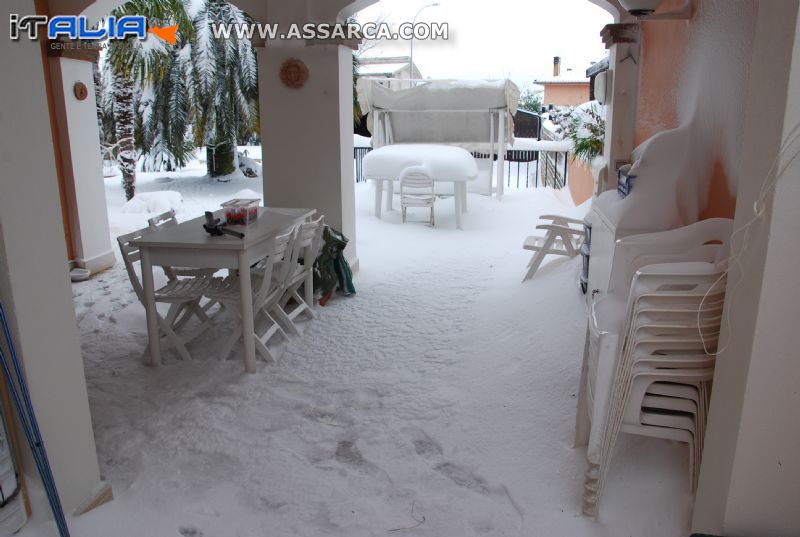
left=354, top=134, right=372, bottom=148
left=120, top=191, right=183, bottom=214
left=230, top=189, right=262, bottom=203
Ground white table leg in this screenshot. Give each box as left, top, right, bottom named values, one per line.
left=140, top=248, right=161, bottom=367
left=373, top=180, right=383, bottom=219
left=454, top=183, right=464, bottom=230
left=461, top=183, right=468, bottom=213
left=386, top=181, right=394, bottom=212
left=238, top=251, right=257, bottom=374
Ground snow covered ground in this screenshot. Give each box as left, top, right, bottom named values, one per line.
left=22, top=162, right=693, bottom=536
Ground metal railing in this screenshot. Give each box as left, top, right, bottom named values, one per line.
left=354, top=146, right=567, bottom=188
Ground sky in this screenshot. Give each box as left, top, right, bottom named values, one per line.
left=355, top=0, right=613, bottom=92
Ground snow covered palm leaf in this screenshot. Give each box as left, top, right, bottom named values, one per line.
left=139, top=46, right=196, bottom=171
left=190, top=0, right=259, bottom=177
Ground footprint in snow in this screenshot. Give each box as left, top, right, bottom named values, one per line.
left=335, top=440, right=366, bottom=467
left=178, top=526, right=203, bottom=537
left=433, top=462, right=489, bottom=495
left=411, top=431, right=443, bottom=459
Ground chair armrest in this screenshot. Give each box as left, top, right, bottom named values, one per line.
left=539, top=214, right=586, bottom=226
left=535, top=224, right=586, bottom=236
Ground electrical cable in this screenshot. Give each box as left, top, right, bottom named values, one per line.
left=699, top=120, right=800, bottom=355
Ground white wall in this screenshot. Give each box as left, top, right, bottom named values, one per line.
left=720, top=3, right=800, bottom=533
left=50, top=57, right=115, bottom=274
left=0, top=0, right=104, bottom=515
left=693, top=1, right=800, bottom=535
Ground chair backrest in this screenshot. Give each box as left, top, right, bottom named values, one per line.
left=147, top=210, right=181, bottom=280
left=608, top=218, right=733, bottom=295
left=293, top=215, right=325, bottom=266
left=117, top=227, right=150, bottom=304
left=254, top=228, right=298, bottom=307
left=400, top=166, right=434, bottom=198
left=148, top=209, right=178, bottom=231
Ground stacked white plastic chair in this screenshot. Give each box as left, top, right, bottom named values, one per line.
left=522, top=215, right=586, bottom=282
left=399, top=166, right=436, bottom=226
left=575, top=218, right=733, bottom=516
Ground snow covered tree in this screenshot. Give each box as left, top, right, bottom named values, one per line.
left=102, top=0, right=259, bottom=190
left=105, top=0, right=190, bottom=199
left=518, top=88, right=543, bottom=113
left=190, top=0, right=259, bottom=178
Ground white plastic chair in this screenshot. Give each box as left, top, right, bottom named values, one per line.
left=522, top=215, right=586, bottom=282
left=204, top=228, right=298, bottom=363
left=400, top=166, right=435, bottom=226
left=117, top=227, right=214, bottom=362
left=581, top=262, right=727, bottom=515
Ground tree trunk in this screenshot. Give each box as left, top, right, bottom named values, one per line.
left=206, top=141, right=237, bottom=179
left=92, top=59, right=104, bottom=148
left=112, top=70, right=137, bottom=200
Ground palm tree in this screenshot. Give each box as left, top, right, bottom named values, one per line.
left=102, top=0, right=259, bottom=191
left=190, top=0, right=258, bottom=178
left=105, top=0, right=190, bottom=199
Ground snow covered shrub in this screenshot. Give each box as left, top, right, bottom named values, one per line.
left=563, top=102, right=606, bottom=164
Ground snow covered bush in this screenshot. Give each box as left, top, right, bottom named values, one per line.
left=562, top=102, right=606, bottom=164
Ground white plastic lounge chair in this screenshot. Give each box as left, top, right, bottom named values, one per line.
left=522, top=215, right=586, bottom=282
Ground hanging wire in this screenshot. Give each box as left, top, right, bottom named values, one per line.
left=699, top=120, right=800, bottom=355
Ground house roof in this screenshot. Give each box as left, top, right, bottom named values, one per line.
left=534, top=75, right=590, bottom=85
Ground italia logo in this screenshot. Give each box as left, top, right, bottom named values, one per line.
left=9, top=14, right=177, bottom=44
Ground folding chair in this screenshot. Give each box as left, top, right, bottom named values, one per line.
left=522, top=215, right=586, bottom=282
left=204, top=228, right=298, bottom=364
left=275, top=215, right=325, bottom=336
left=148, top=209, right=221, bottom=315
left=117, top=227, right=214, bottom=363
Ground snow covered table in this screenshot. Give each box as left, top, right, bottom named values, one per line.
left=131, top=206, right=315, bottom=373
left=363, top=144, right=479, bottom=229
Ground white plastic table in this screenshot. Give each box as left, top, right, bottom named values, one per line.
left=363, top=144, right=479, bottom=229
left=131, top=207, right=315, bottom=373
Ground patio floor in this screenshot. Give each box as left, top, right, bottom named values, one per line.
left=24, top=177, right=693, bottom=536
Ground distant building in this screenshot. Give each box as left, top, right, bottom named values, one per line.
left=356, top=56, right=423, bottom=90
left=535, top=56, right=591, bottom=107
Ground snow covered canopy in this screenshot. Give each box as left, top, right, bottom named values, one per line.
left=357, top=79, right=520, bottom=151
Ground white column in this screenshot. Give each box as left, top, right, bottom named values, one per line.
left=257, top=44, right=358, bottom=268
left=0, top=0, right=106, bottom=515
left=50, top=56, right=115, bottom=275
left=600, top=36, right=640, bottom=193
left=693, top=2, right=800, bottom=535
